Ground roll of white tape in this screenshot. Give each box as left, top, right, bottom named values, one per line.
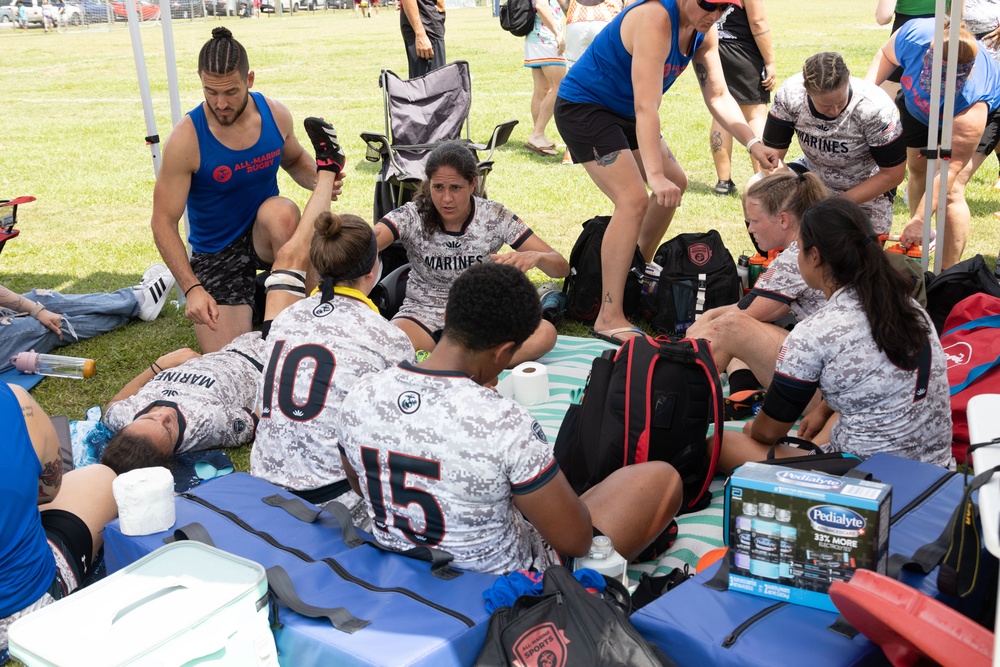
left=511, top=361, right=550, bottom=406
left=112, top=467, right=176, bottom=536
left=496, top=373, right=516, bottom=399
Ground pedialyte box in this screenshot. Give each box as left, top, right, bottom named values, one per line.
left=725, top=462, right=891, bottom=612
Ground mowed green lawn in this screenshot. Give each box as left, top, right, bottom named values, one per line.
left=0, top=0, right=997, bottom=423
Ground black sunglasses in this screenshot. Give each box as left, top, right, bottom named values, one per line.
left=696, top=0, right=735, bottom=12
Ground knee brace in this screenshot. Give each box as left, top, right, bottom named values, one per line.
left=264, top=269, right=307, bottom=297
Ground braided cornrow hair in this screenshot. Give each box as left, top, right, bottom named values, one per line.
left=802, top=52, right=850, bottom=95
left=198, top=27, right=249, bottom=79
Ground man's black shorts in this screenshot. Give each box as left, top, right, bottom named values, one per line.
left=190, top=224, right=272, bottom=307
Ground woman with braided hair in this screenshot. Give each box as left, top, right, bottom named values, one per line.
left=716, top=198, right=952, bottom=472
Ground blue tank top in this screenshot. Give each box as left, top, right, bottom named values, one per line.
left=0, top=383, right=55, bottom=618
left=895, top=18, right=1000, bottom=125
left=187, top=91, right=283, bottom=253
left=558, top=0, right=706, bottom=117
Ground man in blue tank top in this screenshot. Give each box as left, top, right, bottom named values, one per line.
left=554, top=0, right=780, bottom=345
left=151, top=28, right=337, bottom=353
left=0, top=383, right=117, bottom=660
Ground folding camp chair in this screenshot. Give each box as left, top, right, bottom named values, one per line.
left=0, top=196, right=35, bottom=258
left=360, top=60, right=518, bottom=224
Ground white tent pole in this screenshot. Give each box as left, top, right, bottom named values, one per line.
left=125, top=0, right=161, bottom=176
left=159, top=0, right=183, bottom=127
left=932, top=0, right=964, bottom=274
left=920, top=0, right=947, bottom=272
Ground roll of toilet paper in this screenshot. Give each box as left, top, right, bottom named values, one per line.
left=511, top=362, right=549, bottom=406
left=496, top=373, right=516, bottom=399
left=113, top=467, right=176, bottom=536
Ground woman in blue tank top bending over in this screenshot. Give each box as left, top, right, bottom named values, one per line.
left=555, top=0, right=780, bottom=344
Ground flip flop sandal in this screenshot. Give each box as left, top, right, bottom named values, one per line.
left=588, top=326, right=646, bottom=345
left=525, top=141, right=558, bottom=156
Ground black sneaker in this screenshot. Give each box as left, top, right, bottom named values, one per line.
left=303, top=117, right=346, bottom=173
left=714, top=179, right=735, bottom=196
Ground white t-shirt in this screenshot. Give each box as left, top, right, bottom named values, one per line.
left=766, top=75, right=905, bottom=234
left=251, top=289, right=414, bottom=492
left=103, top=332, right=265, bottom=452
left=337, top=361, right=562, bottom=575
left=380, top=197, right=533, bottom=330
left=773, top=286, right=952, bottom=466
left=750, top=241, right=828, bottom=321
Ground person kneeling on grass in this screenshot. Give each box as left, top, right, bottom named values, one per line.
left=337, top=262, right=681, bottom=575
left=0, top=383, right=117, bottom=663
left=375, top=141, right=570, bottom=366
left=100, top=118, right=347, bottom=474
left=715, top=198, right=952, bottom=474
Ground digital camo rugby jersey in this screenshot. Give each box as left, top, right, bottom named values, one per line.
left=379, top=197, right=534, bottom=330
left=766, top=75, right=905, bottom=235
left=103, top=332, right=266, bottom=452
left=337, top=362, right=562, bottom=575
left=749, top=241, right=827, bottom=321
left=773, top=286, right=952, bottom=466
left=251, top=290, right=414, bottom=493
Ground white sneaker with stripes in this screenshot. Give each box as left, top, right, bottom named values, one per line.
left=136, top=263, right=175, bottom=321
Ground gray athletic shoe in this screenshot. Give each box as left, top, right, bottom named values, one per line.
left=136, top=263, right=175, bottom=321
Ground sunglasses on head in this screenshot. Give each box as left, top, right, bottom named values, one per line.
left=696, top=0, right=735, bottom=12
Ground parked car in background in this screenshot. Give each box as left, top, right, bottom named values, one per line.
left=78, top=0, right=113, bottom=21
left=302, top=0, right=326, bottom=9
left=0, top=0, right=43, bottom=24
left=0, top=4, right=15, bottom=22
left=55, top=1, right=83, bottom=25
left=259, top=0, right=297, bottom=13
left=169, top=0, right=204, bottom=18
left=206, top=0, right=230, bottom=15
left=109, top=0, right=159, bottom=19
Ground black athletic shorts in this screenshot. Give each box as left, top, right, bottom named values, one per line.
left=190, top=224, right=272, bottom=307
left=555, top=97, right=640, bottom=164
left=41, top=508, right=94, bottom=586
left=895, top=90, right=1000, bottom=154
left=719, top=41, right=770, bottom=106
left=886, top=12, right=935, bottom=83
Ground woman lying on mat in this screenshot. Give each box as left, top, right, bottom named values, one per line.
left=337, top=262, right=681, bottom=575
left=687, top=171, right=828, bottom=396
left=375, top=141, right=570, bottom=366
left=716, top=198, right=953, bottom=471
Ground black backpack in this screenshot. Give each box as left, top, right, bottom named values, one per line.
left=563, top=215, right=645, bottom=324
left=642, top=230, right=742, bottom=337
left=924, top=254, right=1000, bottom=335
left=474, top=566, right=674, bottom=667
left=499, top=0, right=535, bottom=37
left=553, top=335, right=724, bottom=514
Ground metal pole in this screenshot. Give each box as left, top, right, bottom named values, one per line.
left=932, top=0, right=963, bottom=273
left=125, top=0, right=162, bottom=176
left=919, top=0, right=946, bottom=271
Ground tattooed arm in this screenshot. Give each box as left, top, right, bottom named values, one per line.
left=694, top=29, right=779, bottom=170
left=0, top=283, right=64, bottom=338
left=9, top=384, right=62, bottom=504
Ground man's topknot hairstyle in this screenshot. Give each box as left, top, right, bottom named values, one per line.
left=198, top=27, right=249, bottom=80
left=442, top=262, right=541, bottom=352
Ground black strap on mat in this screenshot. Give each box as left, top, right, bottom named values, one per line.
left=263, top=494, right=461, bottom=579
left=266, top=565, right=371, bottom=634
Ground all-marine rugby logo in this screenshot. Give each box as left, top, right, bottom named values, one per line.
left=688, top=242, right=712, bottom=267
left=312, top=301, right=334, bottom=318
left=775, top=470, right=843, bottom=491
left=512, top=622, right=570, bottom=667
left=397, top=391, right=420, bottom=414
left=808, top=505, right=866, bottom=537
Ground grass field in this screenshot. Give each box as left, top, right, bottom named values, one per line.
left=0, top=0, right=997, bottom=422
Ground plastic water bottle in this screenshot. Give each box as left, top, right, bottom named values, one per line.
left=12, top=351, right=95, bottom=379
left=573, top=535, right=628, bottom=586
left=747, top=253, right=767, bottom=289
